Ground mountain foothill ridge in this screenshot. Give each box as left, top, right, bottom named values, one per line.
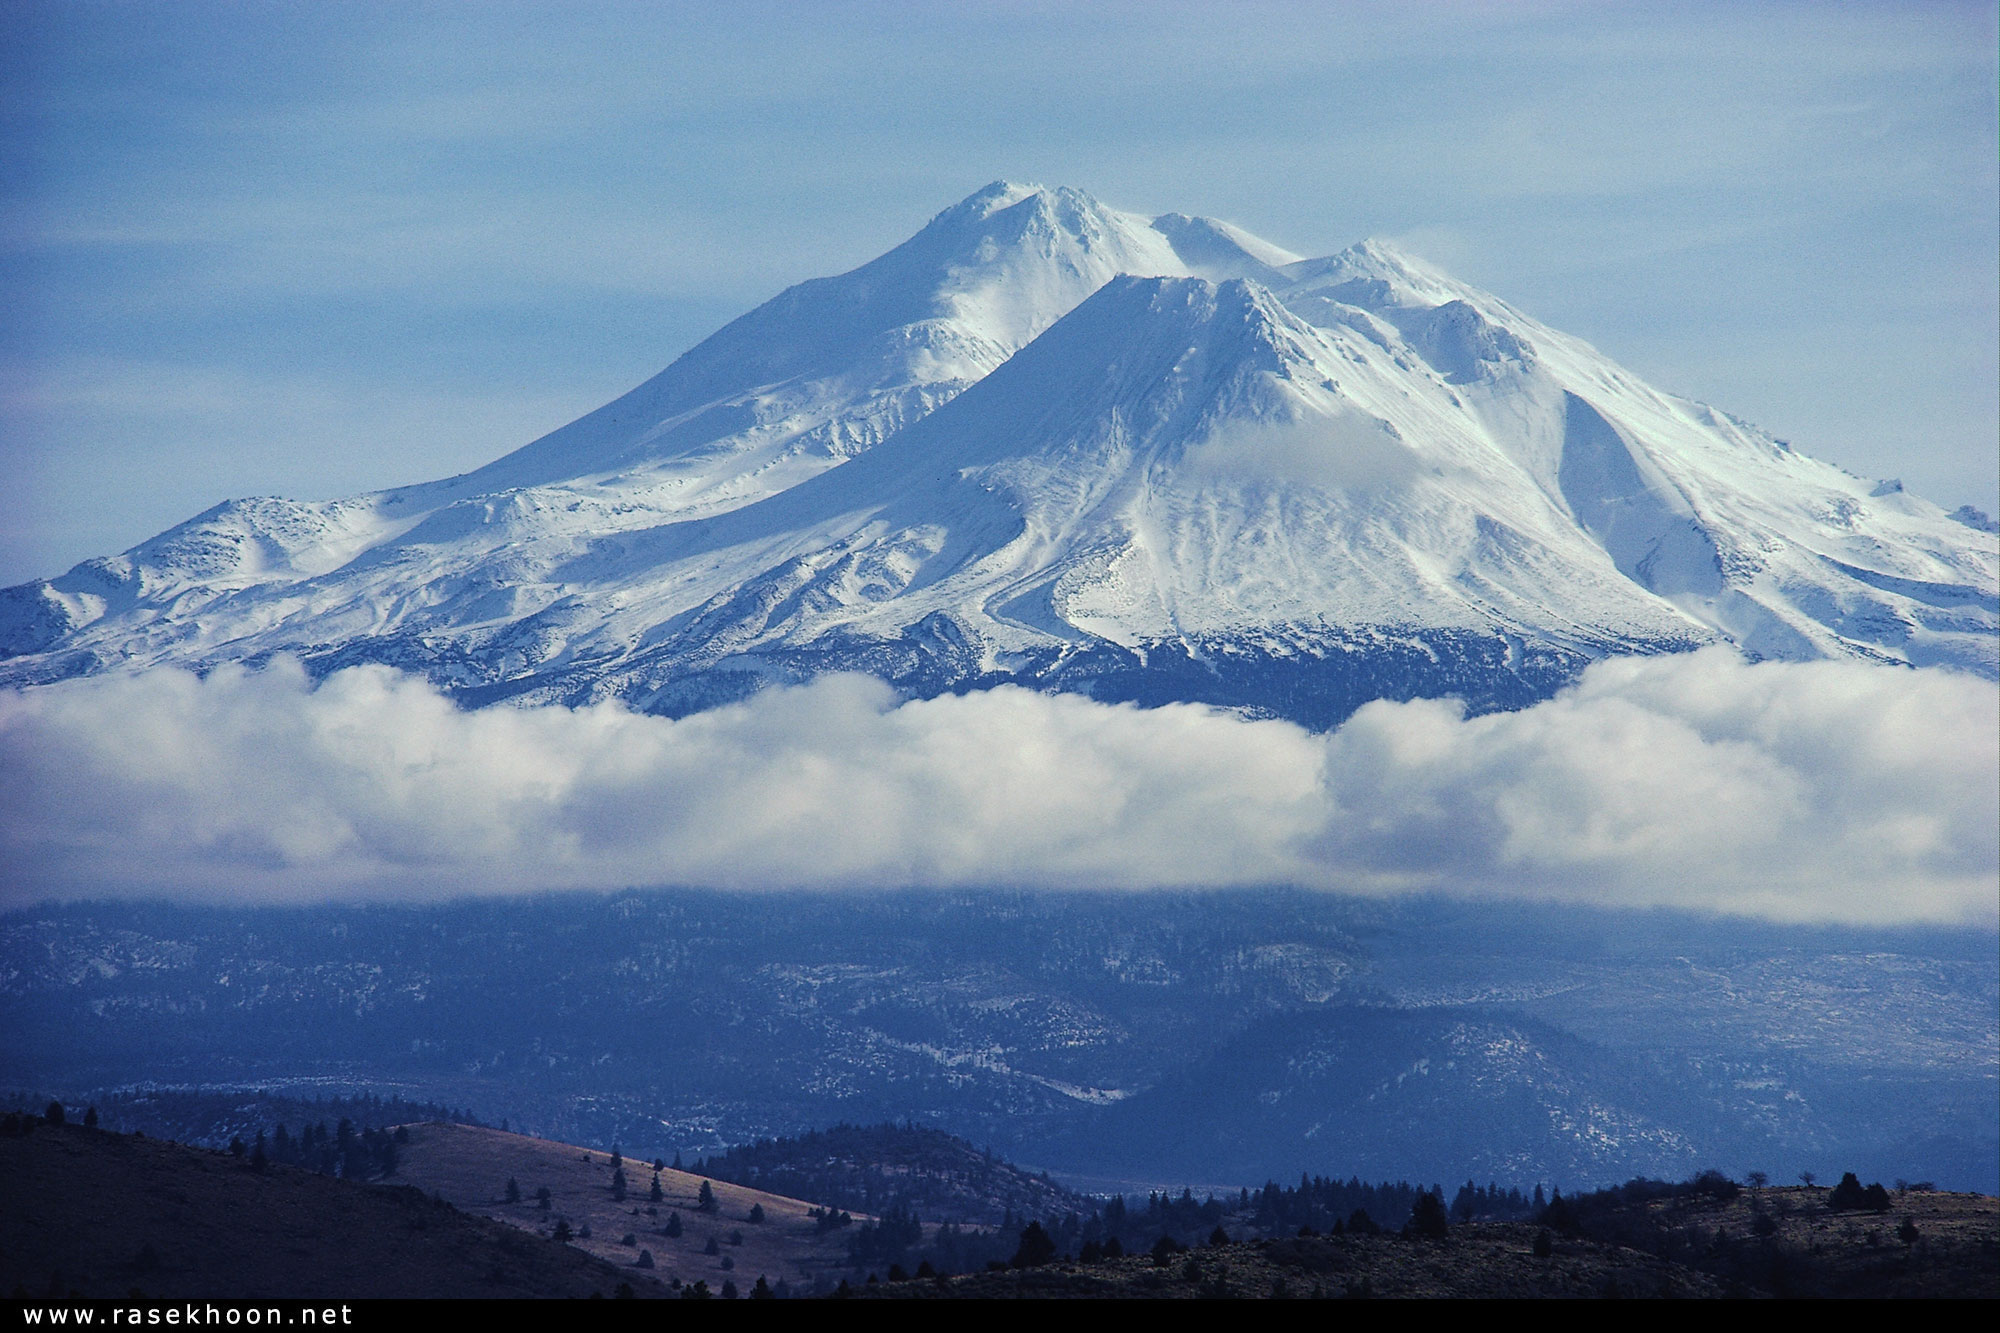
left=3, top=180, right=1993, bottom=724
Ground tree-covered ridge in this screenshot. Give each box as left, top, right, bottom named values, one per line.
left=2, top=1087, right=482, bottom=1155
left=696, top=1120, right=1551, bottom=1280
left=840, top=1173, right=1531, bottom=1279
left=696, top=1122, right=1085, bottom=1226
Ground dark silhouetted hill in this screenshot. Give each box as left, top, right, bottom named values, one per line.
left=696, top=1122, right=1086, bottom=1225
left=0, top=1117, right=667, bottom=1299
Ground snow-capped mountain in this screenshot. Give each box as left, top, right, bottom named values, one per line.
left=3, top=183, right=1993, bottom=723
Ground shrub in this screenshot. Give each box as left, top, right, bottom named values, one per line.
left=1692, top=1170, right=1740, bottom=1202
left=1827, top=1172, right=1892, bottom=1213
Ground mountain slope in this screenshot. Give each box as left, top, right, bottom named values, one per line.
left=1, top=183, right=1991, bottom=721
left=0, top=1120, right=672, bottom=1299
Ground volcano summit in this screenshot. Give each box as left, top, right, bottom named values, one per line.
left=4, top=183, right=1993, bottom=724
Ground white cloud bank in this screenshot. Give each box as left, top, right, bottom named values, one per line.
left=1, top=649, right=1993, bottom=924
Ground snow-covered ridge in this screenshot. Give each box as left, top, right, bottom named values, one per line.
left=2, top=183, right=1993, bottom=721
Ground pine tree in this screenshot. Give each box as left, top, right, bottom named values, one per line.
left=698, top=1179, right=718, bottom=1213
left=1540, top=1189, right=1578, bottom=1236
left=1405, top=1188, right=1448, bottom=1240
left=1011, top=1221, right=1056, bottom=1268
left=506, top=1177, right=522, bottom=1204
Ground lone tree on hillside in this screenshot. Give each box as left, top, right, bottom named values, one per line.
left=1405, top=1189, right=1449, bottom=1240
left=506, top=1177, right=522, bottom=1204
left=697, top=1179, right=718, bottom=1213
left=612, top=1166, right=628, bottom=1201
left=1011, top=1221, right=1056, bottom=1269
left=1539, top=1190, right=1578, bottom=1236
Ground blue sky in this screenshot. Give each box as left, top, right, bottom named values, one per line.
left=4, top=0, right=1995, bottom=588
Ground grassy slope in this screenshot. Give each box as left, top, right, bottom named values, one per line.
left=387, top=1122, right=857, bottom=1293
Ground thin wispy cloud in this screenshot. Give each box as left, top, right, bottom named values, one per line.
left=4, top=651, right=1991, bottom=924
left=3, top=1, right=1993, bottom=589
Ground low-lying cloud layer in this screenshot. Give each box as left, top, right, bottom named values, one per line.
left=2, top=650, right=1993, bottom=923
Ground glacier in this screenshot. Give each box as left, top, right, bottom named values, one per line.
left=3, top=182, right=1993, bottom=725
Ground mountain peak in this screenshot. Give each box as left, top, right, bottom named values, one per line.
left=926, top=180, right=1115, bottom=236
left=3, top=184, right=1992, bottom=712
left=945, top=178, right=1053, bottom=216
left=1346, top=235, right=1428, bottom=268
left=1281, top=236, right=1472, bottom=312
